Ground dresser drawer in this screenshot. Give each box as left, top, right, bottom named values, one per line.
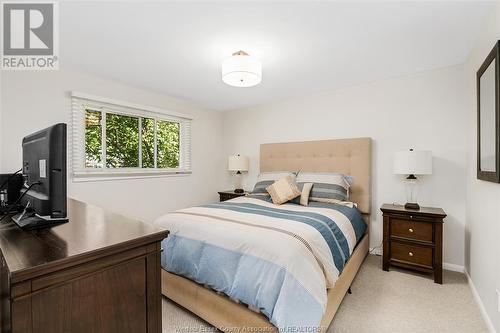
left=390, top=242, right=433, bottom=268
left=391, top=218, right=433, bottom=242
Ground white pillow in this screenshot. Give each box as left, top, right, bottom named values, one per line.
left=257, top=171, right=296, bottom=182
left=296, top=172, right=353, bottom=185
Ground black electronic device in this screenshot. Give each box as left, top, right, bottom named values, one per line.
left=0, top=173, right=23, bottom=214
left=10, top=123, right=69, bottom=230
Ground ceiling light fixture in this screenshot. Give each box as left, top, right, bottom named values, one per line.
left=221, top=51, right=262, bottom=87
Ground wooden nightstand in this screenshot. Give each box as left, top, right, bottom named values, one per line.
left=381, top=204, right=447, bottom=284
left=218, top=190, right=248, bottom=202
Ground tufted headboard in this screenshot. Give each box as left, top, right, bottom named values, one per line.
left=260, top=138, right=372, bottom=216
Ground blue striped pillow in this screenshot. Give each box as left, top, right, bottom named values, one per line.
left=296, top=172, right=352, bottom=203
left=252, top=180, right=275, bottom=196
left=308, top=182, right=349, bottom=202
left=251, top=172, right=296, bottom=196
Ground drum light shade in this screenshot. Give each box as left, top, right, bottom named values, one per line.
left=222, top=51, right=262, bottom=88
left=228, top=155, right=249, bottom=172
left=394, top=150, right=432, bottom=175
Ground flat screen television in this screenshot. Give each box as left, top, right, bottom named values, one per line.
left=12, top=123, right=68, bottom=229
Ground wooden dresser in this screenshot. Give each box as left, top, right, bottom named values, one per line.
left=0, top=199, right=169, bottom=333
left=381, top=204, right=446, bottom=284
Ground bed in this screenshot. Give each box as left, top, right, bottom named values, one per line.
left=155, top=137, right=372, bottom=332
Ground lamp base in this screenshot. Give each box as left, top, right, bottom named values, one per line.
left=234, top=188, right=244, bottom=194
left=404, top=202, right=420, bottom=210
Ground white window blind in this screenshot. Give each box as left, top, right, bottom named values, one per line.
left=71, top=91, right=192, bottom=181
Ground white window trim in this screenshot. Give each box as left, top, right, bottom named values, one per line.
left=71, top=91, right=192, bottom=181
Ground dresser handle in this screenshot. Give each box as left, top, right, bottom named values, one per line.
left=408, top=228, right=414, bottom=233
left=410, top=215, right=413, bottom=219
left=408, top=252, right=414, bottom=257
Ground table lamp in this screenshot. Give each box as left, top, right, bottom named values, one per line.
left=393, top=149, right=432, bottom=210
left=228, top=154, right=249, bottom=193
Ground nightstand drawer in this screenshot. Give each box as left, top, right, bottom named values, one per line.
left=390, top=242, right=433, bottom=268
left=391, top=218, right=433, bottom=242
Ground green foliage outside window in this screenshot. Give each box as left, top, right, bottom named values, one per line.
left=157, top=120, right=180, bottom=168
left=106, top=113, right=139, bottom=168
left=85, top=110, right=102, bottom=168
left=84, top=109, right=181, bottom=169
left=141, top=118, right=155, bottom=168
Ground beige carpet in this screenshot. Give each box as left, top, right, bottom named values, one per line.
left=162, top=255, right=488, bottom=333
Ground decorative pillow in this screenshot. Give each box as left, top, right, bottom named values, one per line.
left=290, top=182, right=314, bottom=205
left=251, top=171, right=295, bottom=196
left=299, top=182, right=314, bottom=206
left=297, top=172, right=351, bottom=203
left=266, top=176, right=301, bottom=205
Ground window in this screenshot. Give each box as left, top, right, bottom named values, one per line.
left=72, top=92, right=192, bottom=180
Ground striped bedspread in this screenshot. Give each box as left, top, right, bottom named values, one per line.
left=154, top=196, right=366, bottom=330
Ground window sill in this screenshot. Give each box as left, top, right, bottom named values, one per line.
left=72, top=169, right=192, bottom=182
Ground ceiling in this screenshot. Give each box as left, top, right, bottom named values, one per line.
left=60, top=1, right=492, bottom=111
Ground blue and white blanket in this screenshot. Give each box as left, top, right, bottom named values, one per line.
left=154, top=196, right=366, bottom=330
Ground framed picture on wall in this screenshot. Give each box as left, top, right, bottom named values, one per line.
left=477, top=40, right=500, bottom=183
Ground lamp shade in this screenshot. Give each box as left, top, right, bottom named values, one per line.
left=228, top=155, right=249, bottom=172
left=222, top=51, right=262, bottom=88
left=393, top=150, right=432, bottom=175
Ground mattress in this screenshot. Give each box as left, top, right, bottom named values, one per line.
left=154, top=195, right=366, bottom=330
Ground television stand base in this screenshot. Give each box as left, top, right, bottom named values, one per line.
left=11, top=212, right=68, bottom=230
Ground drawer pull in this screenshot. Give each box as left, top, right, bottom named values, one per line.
left=410, top=215, right=413, bottom=219
left=408, top=252, right=414, bottom=257
left=408, top=228, right=414, bottom=233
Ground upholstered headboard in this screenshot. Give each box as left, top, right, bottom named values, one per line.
left=260, top=138, right=372, bottom=216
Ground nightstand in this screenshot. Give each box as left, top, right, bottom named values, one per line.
left=218, top=190, right=248, bottom=202
left=381, top=204, right=447, bottom=284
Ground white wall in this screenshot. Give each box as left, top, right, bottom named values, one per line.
left=0, top=70, right=226, bottom=222
left=0, top=70, right=2, bottom=167
left=222, top=65, right=468, bottom=267
left=465, top=3, right=500, bottom=332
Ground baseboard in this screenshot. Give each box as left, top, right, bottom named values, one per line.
left=369, top=247, right=382, bottom=256
left=465, top=270, right=497, bottom=333
left=443, top=262, right=465, bottom=273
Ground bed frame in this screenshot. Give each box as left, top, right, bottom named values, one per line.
left=162, top=137, right=372, bottom=332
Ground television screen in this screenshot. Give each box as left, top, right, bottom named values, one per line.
left=13, top=123, right=68, bottom=229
